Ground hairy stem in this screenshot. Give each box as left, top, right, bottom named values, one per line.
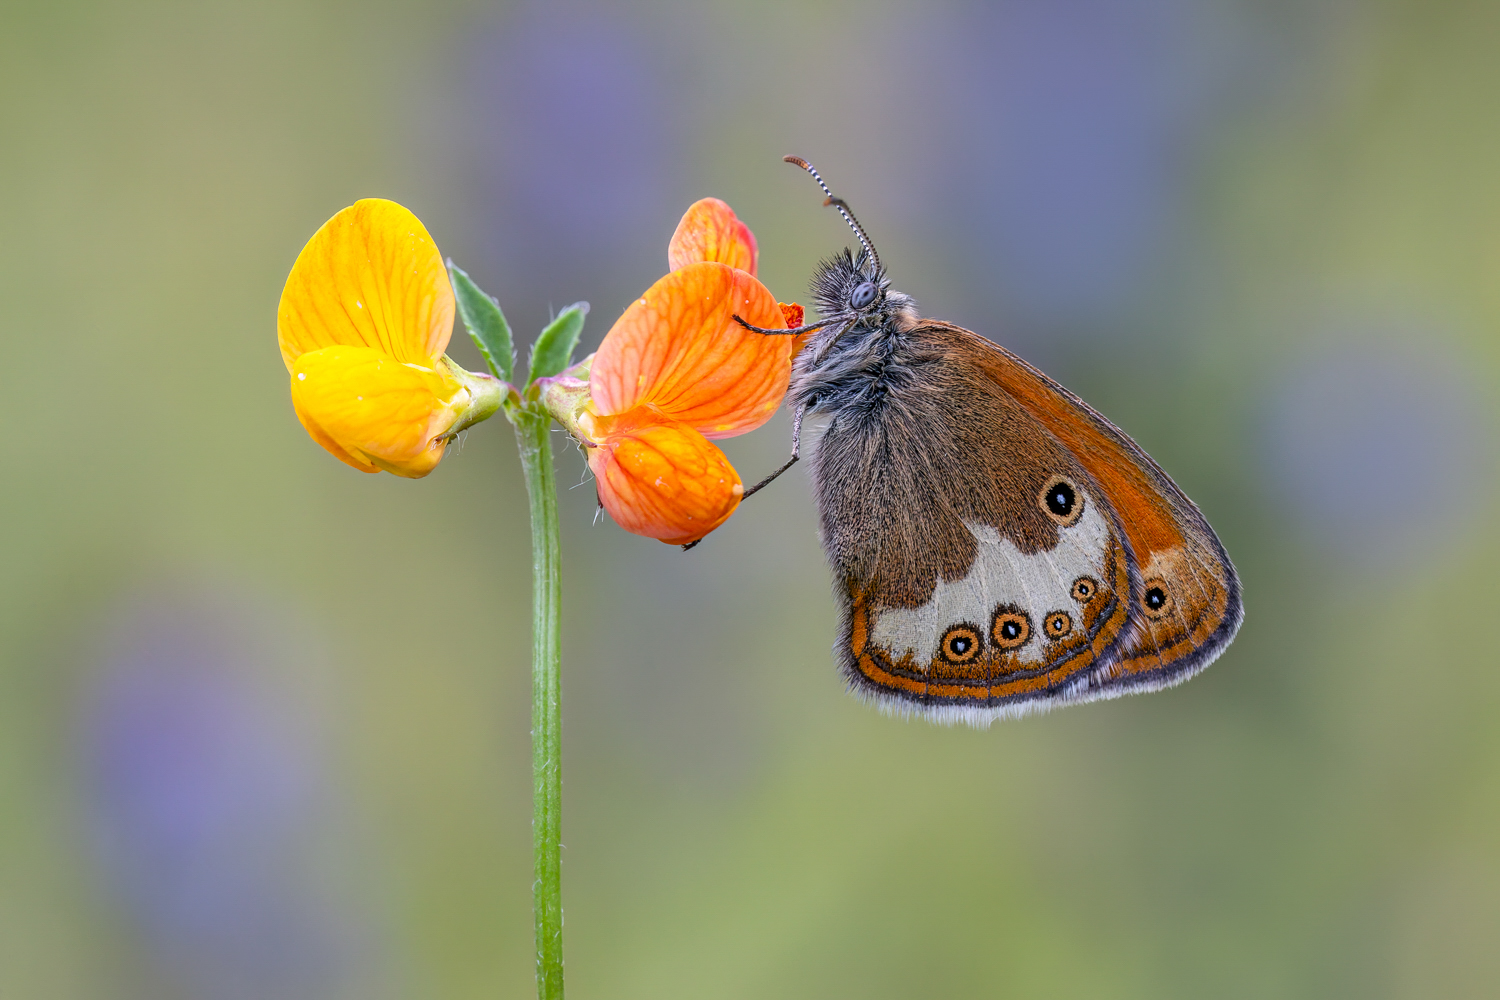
left=515, top=411, right=563, bottom=1000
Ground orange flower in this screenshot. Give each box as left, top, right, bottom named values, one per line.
left=278, top=199, right=501, bottom=477
left=667, top=197, right=758, bottom=274
left=575, top=198, right=805, bottom=545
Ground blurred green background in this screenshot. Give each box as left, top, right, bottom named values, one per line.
left=3, top=1, right=1499, bottom=997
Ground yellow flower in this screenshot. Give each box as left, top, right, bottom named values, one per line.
left=277, top=199, right=500, bottom=477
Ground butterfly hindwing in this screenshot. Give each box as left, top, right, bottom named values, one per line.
left=813, top=324, right=1136, bottom=722
left=814, top=322, right=1241, bottom=723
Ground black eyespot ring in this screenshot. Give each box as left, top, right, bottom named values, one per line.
left=1038, top=476, right=1083, bottom=527
left=1044, top=611, right=1073, bottom=639
left=991, top=608, right=1032, bottom=651
left=940, top=625, right=983, bottom=665
left=850, top=281, right=878, bottom=310
left=1141, top=578, right=1174, bottom=620
left=1071, top=576, right=1098, bottom=603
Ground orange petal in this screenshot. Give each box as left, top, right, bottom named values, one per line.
left=587, top=410, right=743, bottom=545
left=779, top=302, right=804, bottom=329
left=667, top=197, right=758, bottom=276
left=289, top=344, right=467, bottom=478
left=278, top=199, right=454, bottom=371
left=590, top=262, right=794, bottom=439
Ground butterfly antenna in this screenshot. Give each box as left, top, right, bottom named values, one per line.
left=784, top=155, right=882, bottom=276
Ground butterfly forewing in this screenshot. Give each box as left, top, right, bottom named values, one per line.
left=814, top=325, right=1139, bottom=721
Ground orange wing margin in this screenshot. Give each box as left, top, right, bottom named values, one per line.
left=948, top=324, right=1243, bottom=691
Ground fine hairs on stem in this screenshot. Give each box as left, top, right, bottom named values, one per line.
left=516, top=411, right=565, bottom=1000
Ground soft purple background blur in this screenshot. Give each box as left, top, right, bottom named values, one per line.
left=3, top=1, right=1499, bottom=997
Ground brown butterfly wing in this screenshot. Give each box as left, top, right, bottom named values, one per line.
left=813, top=324, right=1137, bottom=723
left=813, top=322, right=1241, bottom=723
left=953, top=323, right=1244, bottom=698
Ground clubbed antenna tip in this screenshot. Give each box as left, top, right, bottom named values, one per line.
left=782, top=155, right=881, bottom=276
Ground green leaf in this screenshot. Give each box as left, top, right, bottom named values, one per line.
left=527, top=302, right=589, bottom=386
left=448, top=261, right=514, bottom=384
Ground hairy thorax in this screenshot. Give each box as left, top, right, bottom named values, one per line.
left=788, top=294, right=920, bottom=413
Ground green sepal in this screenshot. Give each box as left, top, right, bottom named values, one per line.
left=534, top=353, right=596, bottom=442
left=448, top=260, right=515, bottom=384
left=527, top=302, right=589, bottom=387
left=438, top=355, right=509, bottom=436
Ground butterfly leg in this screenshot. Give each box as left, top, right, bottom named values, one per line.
left=732, top=314, right=832, bottom=336
left=742, top=402, right=805, bottom=500
left=682, top=404, right=804, bottom=551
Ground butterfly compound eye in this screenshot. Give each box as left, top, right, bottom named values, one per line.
left=850, top=281, right=878, bottom=310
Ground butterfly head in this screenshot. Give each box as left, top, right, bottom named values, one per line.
left=809, top=247, right=915, bottom=335
left=784, top=156, right=918, bottom=356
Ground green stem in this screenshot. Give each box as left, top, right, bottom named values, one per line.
left=515, top=411, right=564, bottom=1000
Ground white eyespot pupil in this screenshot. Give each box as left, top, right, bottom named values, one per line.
left=1045, top=481, right=1077, bottom=517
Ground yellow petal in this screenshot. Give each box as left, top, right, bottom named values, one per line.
left=289, top=345, right=467, bottom=478
left=278, top=199, right=454, bottom=371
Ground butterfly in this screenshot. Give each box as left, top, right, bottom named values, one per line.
left=736, top=157, right=1243, bottom=726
